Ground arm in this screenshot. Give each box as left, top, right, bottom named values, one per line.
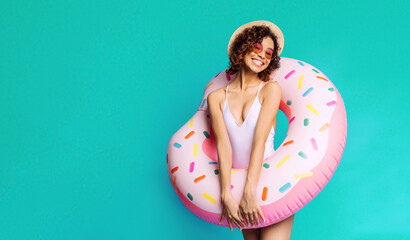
left=208, top=90, right=246, bottom=230
left=207, top=90, right=234, bottom=201
left=244, top=82, right=282, bottom=196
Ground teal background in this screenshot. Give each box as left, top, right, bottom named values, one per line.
left=0, top=0, right=408, bottom=239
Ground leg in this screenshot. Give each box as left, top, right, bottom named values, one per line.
left=241, top=228, right=261, bottom=240
left=260, top=214, right=295, bottom=240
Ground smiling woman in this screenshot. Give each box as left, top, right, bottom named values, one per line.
left=167, top=20, right=347, bottom=240
left=226, top=23, right=282, bottom=83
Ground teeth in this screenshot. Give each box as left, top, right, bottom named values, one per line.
left=252, top=59, right=263, bottom=65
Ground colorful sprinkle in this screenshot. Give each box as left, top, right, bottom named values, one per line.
left=189, top=162, right=195, bottom=172
left=189, top=118, right=193, bottom=128
left=326, top=101, right=336, bottom=106
left=311, top=138, right=318, bottom=150
left=185, top=131, right=195, bottom=139
left=285, top=70, right=295, bottom=79
left=304, top=118, right=309, bottom=126
left=226, top=72, right=231, bottom=81
left=231, top=169, right=241, bottom=174
left=279, top=182, right=291, bottom=193
left=298, top=151, right=308, bottom=159
left=173, top=175, right=176, bottom=185
left=187, top=193, right=193, bottom=201
left=283, top=140, right=294, bottom=146
left=297, top=61, right=305, bottom=66
left=193, top=144, right=198, bottom=157
left=200, top=98, right=206, bottom=108
left=297, top=75, right=303, bottom=89
left=173, top=142, right=181, bottom=148
left=171, top=166, right=179, bottom=173
left=316, top=76, right=328, bottom=81
left=203, top=192, right=217, bottom=204
left=276, top=154, right=290, bottom=168
left=306, top=104, right=319, bottom=115
left=328, top=87, right=334, bottom=91
left=205, top=82, right=214, bottom=90
left=214, top=169, right=219, bottom=175
left=302, top=87, right=313, bottom=97
left=203, top=131, right=210, bottom=138
left=262, top=187, right=268, bottom=201
left=263, top=163, right=270, bottom=168
left=231, top=185, right=234, bottom=189
left=319, top=123, right=330, bottom=132
left=208, top=162, right=218, bottom=165
left=295, top=172, right=314, bottom=179
left=289, top=116, right=295, bottom=124
left=312, top=69, right=319, bottom=73
left=286, top=100, right=292, bottom=105
left=194, top=175, right=206, bottom=183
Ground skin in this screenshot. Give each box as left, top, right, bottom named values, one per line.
left=207, top=37, right=295, bottom=239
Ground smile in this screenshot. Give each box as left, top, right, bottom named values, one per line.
left=252, top=58, right=264, bottom=66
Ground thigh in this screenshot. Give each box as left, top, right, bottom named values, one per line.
left=260, top=214, right=295, bottom=240
left=241, top=228, right=261, bottom=240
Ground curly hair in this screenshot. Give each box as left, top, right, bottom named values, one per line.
left=226, top=25, right=282, bottom=82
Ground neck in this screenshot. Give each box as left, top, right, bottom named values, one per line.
left=232, top=65, right=261, bottom=92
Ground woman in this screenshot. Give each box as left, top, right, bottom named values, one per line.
left=207, top=21, right=295, bottom=240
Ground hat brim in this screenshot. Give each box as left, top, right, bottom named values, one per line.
left=227, top=20, right=284, bottom=58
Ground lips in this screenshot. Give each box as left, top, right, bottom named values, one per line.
left=252, top=58, right=264, bottom=66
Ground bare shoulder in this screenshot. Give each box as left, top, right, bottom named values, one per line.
left=260, top=81, right=282, bottom=103
left=208, top=88, right=225, bottom=101
left=207, top=87, right=226, bottom=112
left=262, top=81, right=282, bottom=93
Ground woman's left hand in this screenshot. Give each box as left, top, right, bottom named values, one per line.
left=239, top=193, right=266, bottom=227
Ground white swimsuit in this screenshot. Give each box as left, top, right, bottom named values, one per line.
left=222, top=81, right=275, bottom=168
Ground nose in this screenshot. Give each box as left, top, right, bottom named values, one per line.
left=257, top=52, right=266, bottom=61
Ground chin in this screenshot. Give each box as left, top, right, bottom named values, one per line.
left=249, top=63, right=266, bottom=74
left=245, top=59, right=267, bottom=73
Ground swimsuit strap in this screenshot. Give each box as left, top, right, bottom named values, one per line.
left=224, top=84, right=229, bottom=108
left=225, top=82, right=262, bottom=108
left=256, top=81, right=264, bottom=98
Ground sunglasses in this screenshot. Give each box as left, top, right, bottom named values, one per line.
left=252, top=43, right=274, bottom=60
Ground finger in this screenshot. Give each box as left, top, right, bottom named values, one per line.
left=235, top=211, right=243, bottom=227
left=243, top=212, right=250, bottom=227
left=249, top=213, right=255, bottom=227
left=234, top=214, right=245, bottom=230
left=241, top=209, right=250, bottom=227
left=253, top=211, right=260, bottom=226
left=242, top=217, right=248, bottom=227
left=219, top=214, right=225, bottom=224
left=232, top=218, right=242, bottom=231
left=237, top=212, right=246, bottom=228
left=228, top=218, right=233, bottom=231
left=258, top=209, right=266, bottom=223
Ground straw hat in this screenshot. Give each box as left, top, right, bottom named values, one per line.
left=227, top=20, right=285, bottom=58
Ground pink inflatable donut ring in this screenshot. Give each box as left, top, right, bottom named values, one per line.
left=167, top=57, right=347, bottom=228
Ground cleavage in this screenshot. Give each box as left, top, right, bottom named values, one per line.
left=227, top=90, right=260, bottom=125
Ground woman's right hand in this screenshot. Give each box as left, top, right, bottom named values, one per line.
left=219, top=194, right=245, bottom=231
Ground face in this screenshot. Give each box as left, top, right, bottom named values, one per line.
left=243, top=36, right=274, bottom=73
